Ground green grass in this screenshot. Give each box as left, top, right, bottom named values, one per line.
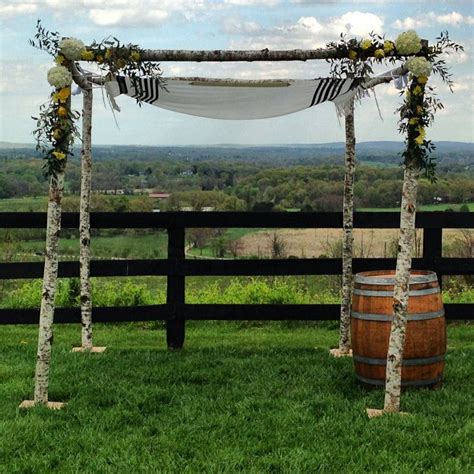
left=359, top=203, right=474, bottom=212
left=1, top=233, right=168, bottom=261
left=0, top=323, right=472, bottom=472
left=0, top=196, right=48, bottom=212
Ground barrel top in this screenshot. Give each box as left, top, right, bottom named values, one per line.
left=354, top=270, right=438, bottom=286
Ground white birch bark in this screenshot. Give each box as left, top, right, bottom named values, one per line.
left=338, top=99, right=356, bottom=353
left=383, top=165, right=420, bottom=412
left=80, top=87, right=93, bottom=349
left=34, top=172, right=65, bottom=404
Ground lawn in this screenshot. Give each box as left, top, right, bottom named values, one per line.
left=0, top=323, right=472, bottom=472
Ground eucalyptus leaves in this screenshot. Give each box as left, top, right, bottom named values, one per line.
left=327, top=30, right=462, bottom=180
left=30, top=20, right=162, bottom=177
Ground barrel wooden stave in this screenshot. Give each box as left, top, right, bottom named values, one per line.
left=351, top=270, right=446, bottom=388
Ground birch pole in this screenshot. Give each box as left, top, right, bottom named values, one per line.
left=383, top=164, right=420, bottom=412
left=337, top=98, right=356, bottom=355
left=33, top=171, right=65, bottom=404
left=79, top=86, right=93, bottom=349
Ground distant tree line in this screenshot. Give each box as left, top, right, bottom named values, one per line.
left=1, top=153, right=472, bottom=210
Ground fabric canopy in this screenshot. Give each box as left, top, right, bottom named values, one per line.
left=105, top=76, right=359, bottom=120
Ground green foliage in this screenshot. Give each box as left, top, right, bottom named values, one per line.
left=2, top=278, right=161, bottom=308
left=443, top=285, right=474, bottom=304
left=187, top=278, right=314, bottom=305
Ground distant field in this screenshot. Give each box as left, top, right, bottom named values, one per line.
left=359, top=203, right=474, bottom=212
left=0, top=197, right=48, bottom=212
left=0, top=233, right=168, bottom=262
left=1, top=197, right=472, bottom=213
left=0, top=196, right=150, bottom=212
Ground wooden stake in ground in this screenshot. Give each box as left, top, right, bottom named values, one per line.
left=33, top=171, right=65, bottom=404
left=79, top=85, right=93, bottom=349
left=383, top=164, right=420, bottom=412
left=338, top=98, right=356, bottom=355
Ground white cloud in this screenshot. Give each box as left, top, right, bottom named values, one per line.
left=393, top=11, right=474, bottom=29
left=0, top=0, right=213, bottom=25
left=392, top=16, right=427, bottom=30
left=89, top=8, right=169, bottom=27
left=331, top=11, right=384, bottom=37
left=228, top=12, right=384, bottom=50
left=222, top=17, right=262, bottom=34
left=223, top=0, right=279, bottom=4
left=0, top=2, right=37, bottom=17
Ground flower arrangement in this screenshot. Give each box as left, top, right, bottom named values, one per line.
left=29, top=20, right=162, bottom=177
left=327, top=30, right=462, bottom=180
left=395, top=30, right=422, bottom=55
left=58, top=38, right=85, bottom=60
left=47, top=65, right=72, bottom=89
left=406, top=56, right=433, bottom=77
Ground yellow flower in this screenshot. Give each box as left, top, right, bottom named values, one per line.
left=57, top=106, right=68, bottom=118
left=374, top=49, right=385, bottom=59
left=116, top=58, right=127, bottom=69
left=417, top=75, right=428, bottom=85
left=360, top=39, right=372, bottom=50
left=130, top=51, right=140, bottom=62
left=96, top=54, right=104, bottom=63
left=52, top=151, right=66, bottom=160
left=55, top=55, right=65, bottom=65
left=348, top=50, right=357, bottom=60
left=105, top=49, right=112, bottom=59
left=412, top=85, right=423, bottom=96
left=383, top=40, right=394, bottom=53
left=408, top=117, right=419, bottom=125
left=54, top=87, right=71, bottom=103
left=81, top=50, right=95, bottom=61
left=52, top=129, right=62, bottom=140
left=414, top=127, right=426, bottom=145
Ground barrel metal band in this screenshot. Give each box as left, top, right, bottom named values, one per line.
left=353, top=287, right=440, bottom=297
left=355, top=374, right=443, bottom=387
left=352, top=309, right=445, bottom=322
left=353, top=354, right=445, bottom=366
left=354, top=273, right=438, bottom=286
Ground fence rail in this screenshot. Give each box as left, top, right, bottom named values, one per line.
left=1, top=211, right=473, bottom=347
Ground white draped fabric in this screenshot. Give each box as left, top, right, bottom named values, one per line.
left=105, top=76, right=359, bottom=120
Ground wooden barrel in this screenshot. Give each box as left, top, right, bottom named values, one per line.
left=351, top=270, right=446, bottom=388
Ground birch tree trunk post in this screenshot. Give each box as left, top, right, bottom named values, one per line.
left=20, top=171, right=66, bottom=408
left=79, top=86, right=94, bottom=350
left=382, top=164, right=420, bottom=413
left=366, top=159, right=420, bottom=418
left=329, top=98, right=355, bottom=357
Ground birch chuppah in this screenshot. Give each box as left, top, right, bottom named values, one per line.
left=26, top=21, right=461, bottom=415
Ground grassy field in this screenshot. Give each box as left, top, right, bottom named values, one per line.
left=1, top=232, right=168, bottom=262
left=0, top=323, right=472, bottom=472
left=358, top=203, right=474, bottom=212
left=1, top=196, right=472, bottom=213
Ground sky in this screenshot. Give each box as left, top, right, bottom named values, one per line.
left=0, top=0, right=472, bottom=146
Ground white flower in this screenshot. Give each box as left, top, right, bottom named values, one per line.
left=47, top=65, right=73, bottom=89
left=59, top=37, right=85, bottom=60
left=406, top=57, right=433, bottom=77
left=395, top=30, right=422, bottom=55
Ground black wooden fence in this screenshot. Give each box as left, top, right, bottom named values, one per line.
left=1, top=211, right=473, bottom=348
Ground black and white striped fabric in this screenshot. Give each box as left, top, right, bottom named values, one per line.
left=105, top=76, right=358, bottom=120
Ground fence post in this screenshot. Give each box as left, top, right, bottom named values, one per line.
left=166, top=226, right=186, bottom=349
left=423, top=227, right=443, bottom=287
